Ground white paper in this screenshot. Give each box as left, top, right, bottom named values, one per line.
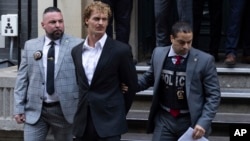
left=178, top=127, right=209, bottom=141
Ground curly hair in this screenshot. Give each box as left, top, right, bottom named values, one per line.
left=83, top=1, right=112, bottom=27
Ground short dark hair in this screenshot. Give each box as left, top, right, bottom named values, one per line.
left=171, top=21, right=193, bottom=38
left=43, top=7, right=61, bottom=14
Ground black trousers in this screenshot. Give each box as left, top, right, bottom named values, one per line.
left=101, top=0, right=133, bottom=44
left=73, top=108, right=121, bottom=141
left=193, top=0, right=223, bottom=54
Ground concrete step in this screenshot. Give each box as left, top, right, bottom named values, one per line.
left=0, top=130, right=22, bottom=141
left=136, top=65, right=250, bottom=89
left=126, top=78, right=250, bottom=141
left=129, top=89, right=250, bottom=133
left=0, top=130, right=229, bottom=141
left=133, top=88, right=250, bottom=114
left=136, top=65, right=250, bottom=74
left=127, top=110, right=250, bottom=125
left=121, top=133, right=229, bottom=141
left=136, top=87, right=250, bottom=98
left=125, top=111, right=241, bottom=140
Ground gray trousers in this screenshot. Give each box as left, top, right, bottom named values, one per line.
left=152, top=109, right=191, bottom=141
left=24, top=103, right=73, bottom=141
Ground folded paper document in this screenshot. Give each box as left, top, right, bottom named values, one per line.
left=178, top=127, right=208, bottom=141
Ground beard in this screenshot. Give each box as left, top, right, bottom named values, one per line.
left=48, top=30, right=64, bottom=40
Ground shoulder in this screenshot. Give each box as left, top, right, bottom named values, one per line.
left=63, top=34, right=84, bottom=45
left=153, top=46, right=170, bottom=54
left=189, top=48, right=215, bottom=63
left=23, top=37, right=44, bottom=51
left=191, top=48, right=213, bottom=58
left=154, top=46, right=170, bottom=51
left=106, top=37, right=127, bottom=46
left=106, top=37, right=131, bottom=52
left=71, top=41, right=83, bottom=54
left=25, top=36, right=43, bottom=44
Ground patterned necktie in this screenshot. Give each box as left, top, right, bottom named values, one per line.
left=46, top=41, right=55, bottom=95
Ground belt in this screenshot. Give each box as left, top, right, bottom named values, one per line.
left=163, top=106, right=189, bottom=114
left=43, top=101, right=60, bottom=107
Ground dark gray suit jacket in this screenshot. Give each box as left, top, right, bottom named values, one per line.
left=138, top=46, right=221, bottom=136
left=71, top=37, right=138, bottom=138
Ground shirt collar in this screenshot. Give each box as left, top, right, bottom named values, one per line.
left=83, top=33, right=107, bottom=50
left=168, top=45, right=188, bottom=58
left=45, top=36, right=60, bottom=46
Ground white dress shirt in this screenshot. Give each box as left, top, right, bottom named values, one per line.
left=82, top=34, right=107, bottom=85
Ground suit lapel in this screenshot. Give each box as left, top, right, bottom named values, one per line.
left=76, top=44, right=89, bottom=86
left=186, top=48, right=198, bottom=97
left=37, top=37, right=45, bottom=80
left=54, top=35, right=69, bottom=78
left=90, top=38, right=112, bottom=85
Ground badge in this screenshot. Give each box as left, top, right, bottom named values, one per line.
left=177, top=90, right=184, bottom=99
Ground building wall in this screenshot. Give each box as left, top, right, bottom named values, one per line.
left=0, top=0, right=37, bottom=63
left=37, top=0, right=83, bottom=38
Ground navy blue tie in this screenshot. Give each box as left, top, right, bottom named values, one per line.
left=47, top=41, right=55, bottom=95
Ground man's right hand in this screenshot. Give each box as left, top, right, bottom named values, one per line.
left=121, top=83, right=128, bottom=93
left=14, top=114, right=25, bottom=124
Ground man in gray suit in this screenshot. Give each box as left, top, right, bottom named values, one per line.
left=137, top=21, right=221, bottom=141
left=13, top=7, right=84, bottom=141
